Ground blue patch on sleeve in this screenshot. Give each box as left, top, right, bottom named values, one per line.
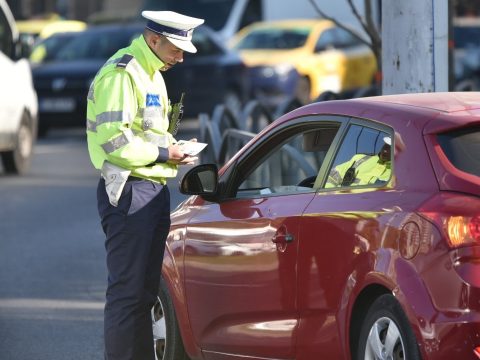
left=146, top=94, right=161, bottom=107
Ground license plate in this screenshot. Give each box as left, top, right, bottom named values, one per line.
left=39, top=98, right=76, bottom=112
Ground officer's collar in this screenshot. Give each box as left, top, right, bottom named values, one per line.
left=129, top=35, right=165, bottom=76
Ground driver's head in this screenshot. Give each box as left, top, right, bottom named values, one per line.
left=379, top=136, right=392, bottom=163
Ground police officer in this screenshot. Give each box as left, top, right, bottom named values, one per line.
left=326, top=136, right=392, bottom=188
left=86, top=11, right=204, bottom=360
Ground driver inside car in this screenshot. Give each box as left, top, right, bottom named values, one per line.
left=325, top=136, right=392, bottom=188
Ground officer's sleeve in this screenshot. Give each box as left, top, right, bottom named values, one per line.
left=93, top=71, right=165, bottom=168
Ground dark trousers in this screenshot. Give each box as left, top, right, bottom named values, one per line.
left=97, top=178, right=170, bottom=360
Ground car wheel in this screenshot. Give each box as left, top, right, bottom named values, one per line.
left=357, top=294, right=421, bottom=360
left=1, top=111, right=34, bottom=174
left=152, top=278, right=190, bottom=360
left=295, top=76, right=311, bottom=105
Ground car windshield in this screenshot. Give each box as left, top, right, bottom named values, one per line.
left=29, top=32, right=79, bottom=63
left=454, top=26, right=480, bottom=49
left=234, top=27, right=311, bottom=50
left=437, top=126, right=480, bottom=177
left=142, top=0, right=236, bottom=31
left=53, top=28, right=141, bottom=61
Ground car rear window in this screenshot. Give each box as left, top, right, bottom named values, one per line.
left=437, top=126, right=480, bottom=176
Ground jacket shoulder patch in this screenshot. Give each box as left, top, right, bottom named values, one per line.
left=116, top=54, right=134, bottom=68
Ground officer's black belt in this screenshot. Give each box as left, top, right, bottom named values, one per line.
left=126, top=176, right=146, bottom=182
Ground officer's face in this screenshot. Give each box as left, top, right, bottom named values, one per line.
left=152, top=35, right=184, bottom=71
left=379, top=144, right=391, bottom=163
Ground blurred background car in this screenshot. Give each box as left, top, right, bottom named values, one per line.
left=0, top=0, right=38, bottom=175
left=166, top=24, right=249, bottom=117
left=230, top=19, right=378, bottom=106
left=453, top=17, right=480, bottom=91
left=32, top=22, right=249, bottom=135
left=32, top=23, right=138, bottom=136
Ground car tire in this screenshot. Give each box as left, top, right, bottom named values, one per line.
left=356, top=294, right=421, bottom=360
left=1, top=111, right=35, bottom=175
left=152, top=277, right=190, bottom=360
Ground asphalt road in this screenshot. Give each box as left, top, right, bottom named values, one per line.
left=0, top=123, right=199, bottom=359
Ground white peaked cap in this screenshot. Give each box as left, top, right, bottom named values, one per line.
left=383, top=136, right=392, bottom=146
left=142, top=11, right=204, bottom=53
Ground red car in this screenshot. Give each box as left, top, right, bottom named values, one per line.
left=153, top=92, right=480, bottom=360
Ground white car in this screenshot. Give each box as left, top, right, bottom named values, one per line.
left=0, top=0, right=38, bottom=174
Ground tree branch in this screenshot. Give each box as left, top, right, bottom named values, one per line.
left=308, top=0, right=372, bottom=48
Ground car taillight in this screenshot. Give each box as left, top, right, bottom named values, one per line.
left=474, top=346, right=480, bottom=359
left=446, top=215, right=480, bottom=246
left=419, top=192, right=480, bottom=248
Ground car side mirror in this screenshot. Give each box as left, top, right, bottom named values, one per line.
left=180, top=163, right=219, bottom=197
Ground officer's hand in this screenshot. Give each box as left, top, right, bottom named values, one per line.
left=167, top=144, right=197, bottom=165
left=178, top=156, right=198, bottom=165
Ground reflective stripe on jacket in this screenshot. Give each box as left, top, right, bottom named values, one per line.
left=86, top=35, right=177, bottom=183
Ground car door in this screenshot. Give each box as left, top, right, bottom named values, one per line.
left=183, top=119, right=342, bottom=359
left=295, top=121, right=395, bottom=359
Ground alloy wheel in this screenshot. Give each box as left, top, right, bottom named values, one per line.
left=364, top=317, right=405, bottom=360
left=151, top=296, right=167, bottom=360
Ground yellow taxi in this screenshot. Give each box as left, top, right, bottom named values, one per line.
left=230, top=19, right=377, bottom=104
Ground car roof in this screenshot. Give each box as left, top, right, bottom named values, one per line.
left=278, top=92, right=480, bottom=136
left=242, top=19, right=334, bottom=31
left=355, top=92, right=480, bottom=113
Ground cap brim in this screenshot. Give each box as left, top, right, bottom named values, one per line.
left=165, top=36, right=197, bottom=53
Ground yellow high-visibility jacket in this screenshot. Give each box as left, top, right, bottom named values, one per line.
left=86, top=34, right=177, bottom=184
left=325, top=154, right=391, bottom=188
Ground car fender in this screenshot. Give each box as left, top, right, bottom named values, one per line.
left=342, top=257, right=433, bottom=360
left=162, top=235, right=203, bottom=359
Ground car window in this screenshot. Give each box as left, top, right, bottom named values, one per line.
left=321, top=124, right=392, bottom=189
left=54, top=28, right=141, bottom=61
left=234, top=27, right=310, bottom=50
left=237, top=126, right=339, bottom=197
left=437, top=126, right=480, bottom=177
left=454, top=25, right=480, bottom=49
left=314, top=28, right=336, bottom=52
left=334, top=28, right=361, bottom=48
left=29, top=32, right=78, bottom=63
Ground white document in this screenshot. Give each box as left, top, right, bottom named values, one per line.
left=177, top=140, right=208, bottom=156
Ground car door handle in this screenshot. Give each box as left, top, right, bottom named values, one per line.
left=272, top=232, right=294, bottom=244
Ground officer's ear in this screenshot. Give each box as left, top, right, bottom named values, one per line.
left=143, top=30, right=161, bottom=48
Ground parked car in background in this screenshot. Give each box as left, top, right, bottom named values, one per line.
left=32, top=23, right=138, bottom=135
left=166, top=24, right=249, bottom=116
left=152, top=92, right=480, bottom=359
left=453, top=17, right=480, bottom=91
left=32, top=23, right=249, bottom=135
left=230, top=19, right=377, bottom=106
left=0, top=0, right=38, bottom=174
